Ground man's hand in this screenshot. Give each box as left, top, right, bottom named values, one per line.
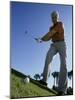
left=34, top=37, right=43, bottom=43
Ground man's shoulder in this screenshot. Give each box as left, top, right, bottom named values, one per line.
left=50, top=21, right=63, bottom=30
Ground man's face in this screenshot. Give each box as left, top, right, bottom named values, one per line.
left=51, top=16, right=58, bottom=24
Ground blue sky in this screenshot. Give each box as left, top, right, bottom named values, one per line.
left=11, top=2, right=73, bottom=88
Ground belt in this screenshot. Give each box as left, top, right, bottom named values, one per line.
left=52, top=39, right=64, bottom=43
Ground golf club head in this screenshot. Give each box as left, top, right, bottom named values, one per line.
left=25, top=30, right=28, bottom=34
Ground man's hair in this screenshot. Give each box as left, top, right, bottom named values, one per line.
left=51, top=11, right=59, bottom=19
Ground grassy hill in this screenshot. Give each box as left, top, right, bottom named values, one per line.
left=11, top=68, right=57, bottom=99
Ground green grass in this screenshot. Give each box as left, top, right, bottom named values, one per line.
left=10, top=69, right=57, bottom=99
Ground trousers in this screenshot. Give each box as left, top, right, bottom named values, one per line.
left=42, top=41, right=67, bottom=93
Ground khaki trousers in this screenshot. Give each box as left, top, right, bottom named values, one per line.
left=42, top=41, right=67, bottom=93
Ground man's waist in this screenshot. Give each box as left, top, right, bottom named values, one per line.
left=52, top=39, right=64, bottom=43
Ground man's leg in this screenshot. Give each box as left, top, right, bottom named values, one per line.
left=42, top=43, right=57, bottom=83
left=58, top=41, right=67, bottom=94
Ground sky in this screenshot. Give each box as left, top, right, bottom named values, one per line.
left=11, top=1, right=73, bottom=88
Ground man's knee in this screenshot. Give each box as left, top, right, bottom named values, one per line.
left=46, top=50, right=53, bottom=62
left=60, top=54, right=66, bottom=63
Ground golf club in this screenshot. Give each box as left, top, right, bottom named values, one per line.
left=25, top=30, right=42, bottom=43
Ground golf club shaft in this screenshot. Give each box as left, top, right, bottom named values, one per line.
left=25, top=30, right=35, bottom=39
left=25, top=30, right=42, bottom=43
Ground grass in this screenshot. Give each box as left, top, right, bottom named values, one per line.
left=10, top=68, right=57, bottom=99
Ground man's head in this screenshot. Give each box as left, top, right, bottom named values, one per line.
left=51, top=11, right=59, bottom=24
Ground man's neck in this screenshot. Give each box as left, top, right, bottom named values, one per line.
left=53, top=21, right=59, bottom=26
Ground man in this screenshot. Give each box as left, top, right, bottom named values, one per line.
left=36, top=11, right=67, bottom=95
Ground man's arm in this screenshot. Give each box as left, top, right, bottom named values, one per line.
left=41, top=22, right=64, bottom=41
left=41, top=29, right=57, bottom=41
